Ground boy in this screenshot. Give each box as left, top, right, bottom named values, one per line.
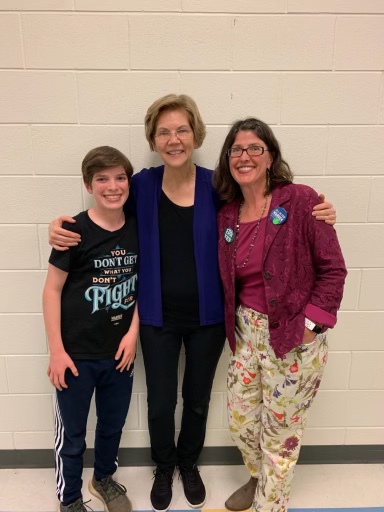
left=43, top=146, right=138, bottom=512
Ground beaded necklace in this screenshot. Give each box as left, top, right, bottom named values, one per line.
left=234, top=196, right=268, bottom=269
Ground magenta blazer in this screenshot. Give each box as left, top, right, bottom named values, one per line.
left=218, top=183, right=347, bottom=358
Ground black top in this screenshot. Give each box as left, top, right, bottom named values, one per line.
left=49, top=210, right=138, bottom=359
left=158, top=191, right=200, bottom=325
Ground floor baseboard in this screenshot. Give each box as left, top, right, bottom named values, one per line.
left=1, top=445, right=383, bottom=469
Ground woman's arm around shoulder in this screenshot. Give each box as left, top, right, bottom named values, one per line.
left=312, top=193, right=336, bottom=225
left=49, top=216, right=80, bottom=251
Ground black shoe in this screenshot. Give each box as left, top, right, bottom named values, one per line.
left=150, top=467, right=174, bottom=512
left=179, top=465, right=206, bottom=509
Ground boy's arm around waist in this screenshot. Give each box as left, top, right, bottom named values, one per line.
left=115, top=302, right=139, bottom=372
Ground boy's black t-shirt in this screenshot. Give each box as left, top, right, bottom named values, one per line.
left=49, top=210, right=138, bottom=360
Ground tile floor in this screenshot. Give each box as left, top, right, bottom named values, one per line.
left=0, top=464, right=384, bottom=512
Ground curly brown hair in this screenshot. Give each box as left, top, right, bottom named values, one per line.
left=214, top=118, right=293, bottom=202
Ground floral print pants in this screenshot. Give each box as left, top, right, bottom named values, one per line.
left=228, top=305, right=328, bottom=512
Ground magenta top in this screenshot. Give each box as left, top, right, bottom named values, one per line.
left=236, top=217, right=268, bottom=314
left=218, top=183, right=347, bottom=358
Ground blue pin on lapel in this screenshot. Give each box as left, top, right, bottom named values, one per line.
left=270, top=207, right=288, bottom=225
left=224, top=228, right=234, bottom=243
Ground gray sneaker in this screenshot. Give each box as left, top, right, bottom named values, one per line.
left=89, top=475, right=132, bottom=512
left=58, top=498, right=93, bottom=512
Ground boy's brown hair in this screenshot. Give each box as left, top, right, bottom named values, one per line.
left=82, top=146, right=134, bottom=186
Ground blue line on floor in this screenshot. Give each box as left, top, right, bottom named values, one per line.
left=3, top=509, right=384, bottom=512
left=289, top=509, right=384, bottom=512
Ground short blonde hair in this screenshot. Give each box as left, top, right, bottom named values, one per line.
left=145, top=94, right=206, bottom=151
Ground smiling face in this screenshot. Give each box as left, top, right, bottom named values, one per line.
left=228, top=130, right=273, bottom=194
left=153, top=108, right=197, bottom=169
left=85, top=165, right=129, bottom=212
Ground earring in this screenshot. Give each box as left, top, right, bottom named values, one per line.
left=266, top=168, right=271, bottom=189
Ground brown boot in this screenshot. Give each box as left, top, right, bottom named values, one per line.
left=225, top=477, right=258, bottom=511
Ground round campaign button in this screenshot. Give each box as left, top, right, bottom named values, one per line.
left=224, top=227, right=234, bottom=243
left=270, top=207, right=288, bottom=225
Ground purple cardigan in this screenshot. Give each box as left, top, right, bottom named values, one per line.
left=218, top=183, right=347, bottom=358
left=127, top=165, right=224, bottom=327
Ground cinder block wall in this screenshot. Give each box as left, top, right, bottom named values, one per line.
left=0, top=0, right=383, bottom=453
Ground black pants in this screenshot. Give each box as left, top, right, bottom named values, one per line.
left=140, top=322, right=225, bottom=469
left=55, top=359, right=134, bottom=506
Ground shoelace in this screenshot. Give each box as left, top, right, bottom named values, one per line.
left=152, top=468, right=174, bottom=493
left=98, top=476, right=127, bottom=500
left=179, top=466, right=200, bottom=488
left=68, top=498, right=93, bottom=512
